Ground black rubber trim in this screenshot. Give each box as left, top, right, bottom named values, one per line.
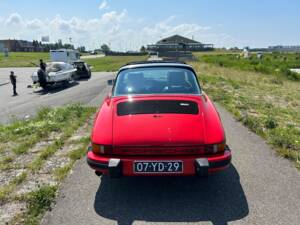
left=209, top=145, right=231, bottom=169
left=87, top=157, right=108, bottom=170
left=209, top=157, right=231, bottom=168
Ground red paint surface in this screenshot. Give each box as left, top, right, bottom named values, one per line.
left=89, top=93, right=230, bottom=176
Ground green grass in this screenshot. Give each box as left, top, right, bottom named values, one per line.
left=0, top=104, right=95, bottom=158
left=0, top=104, right=95, bottom=202
left=22, top=185, right=57, bottom=225
left=53, top=164, right=73, bottom=182
left=85, top=55, right=148, bottom=72
left=28, top=139, right=64, bottom=172
left=195, top=52, right=300, bottom=81
left=0, top=52, right=148, bottom=71
left=190, top=61, right=300, bottom=169
left=0, top=52, right=49, bottom=67
left=0, top=172, right=27, bottom=204
left=54, top=136, right=90, bottom=182
left=0, top=104, right=95, bottom=224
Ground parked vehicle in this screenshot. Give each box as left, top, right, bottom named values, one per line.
left=50, top=49, right=80, bottom=63
left=73, top=60, right=91, bottom=79
left=87, top=61, right=231, bottom=178
left=31, top=62, right=77, bottom=89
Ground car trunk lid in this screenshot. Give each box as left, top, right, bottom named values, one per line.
left=112, top=97, right=206, bottom=154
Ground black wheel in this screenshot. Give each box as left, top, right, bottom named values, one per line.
left=40, top=84, right=48, bottom=89
left=62, top=80, right=70, bottom=87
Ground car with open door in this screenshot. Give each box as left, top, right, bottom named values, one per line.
left=73, top=60, right=91, bottom=79
left=87, top=61, right=231, bottom=178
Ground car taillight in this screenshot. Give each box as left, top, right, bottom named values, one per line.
left=213, top=143, right=226, bottom=153
left=91, top=143, right=113, bottom=155
left=205, top=143, right=226, bottom=154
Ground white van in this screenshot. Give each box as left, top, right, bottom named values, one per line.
left=50, top=49, right=80, bottom=64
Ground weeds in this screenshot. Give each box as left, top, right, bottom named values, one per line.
left=191, top=61, right=300, bottom=169
left=0, top=172, right=27, bottom=204
left=23, top=185, right=57, bottom=225
left=0, top=104, right=95, bottom=159
left=53, top=164, right=72, bottom=182
left=196, top=52, right=300, bottom=81
left=54, top=136, right=90, bottom=181
left=0, top=104, right=96, bottom=224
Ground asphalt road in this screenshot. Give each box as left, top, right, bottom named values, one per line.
left=0, top=68, right=115, bottom=124
left=1, top=67, right=300, bottom=225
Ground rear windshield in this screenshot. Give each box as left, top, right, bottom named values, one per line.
left=113, top=67, right=201, bottom=96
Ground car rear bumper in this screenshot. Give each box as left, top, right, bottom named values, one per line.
left=87, top=147, right=231, bottom=178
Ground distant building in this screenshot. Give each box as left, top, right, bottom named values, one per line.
left=0, top=39, right=44, bottom=52
left=268, top=45, right=300, bottom=53
left=147, top=35, right=213, bottom=53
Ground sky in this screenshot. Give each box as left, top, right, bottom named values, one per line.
left=0, top=0, right=299, bottom=51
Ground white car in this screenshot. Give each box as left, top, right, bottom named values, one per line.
left=32, top=62, right=77, bottom=88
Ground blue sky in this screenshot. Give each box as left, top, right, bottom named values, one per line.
left=0, top=0, right=299, bottom=50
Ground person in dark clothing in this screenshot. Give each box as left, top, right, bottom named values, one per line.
left=9, top=71, right=18, bottom=96
left=38, top=59, right=47, bottom=88
left=40, top=59, right=47, bottom=71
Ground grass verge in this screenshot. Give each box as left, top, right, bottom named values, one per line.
left=12, top=185, right=58, bottom=225
left=0, top=104, right=95, bottom=159
left=0, top=104, right=96, bottom=224
left=0, top=52, right=49, bottom=68
left=85, top=55, right=148, bottom=72
left=54, top=136, right=90, bottom=182
left=190, top=61, right=300, bottom=169
left=195, top=52, right=300, bottom=81
left=0, top=172, right=27, bottom=204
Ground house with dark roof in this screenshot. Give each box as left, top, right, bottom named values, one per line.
left=147, top=35, right=213, bottom=53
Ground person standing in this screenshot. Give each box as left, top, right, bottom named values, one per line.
left=9, top=71, right=18, bottom=96
left=39, top=59, right=46, bottom=72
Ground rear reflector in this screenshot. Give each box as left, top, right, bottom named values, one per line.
left=117, top=100, right=199, bottom=116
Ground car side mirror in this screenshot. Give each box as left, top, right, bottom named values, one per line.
left=107, top=79, right=115, bottom=86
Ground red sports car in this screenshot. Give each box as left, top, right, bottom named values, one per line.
left=87, top=61, right=231, bottom=178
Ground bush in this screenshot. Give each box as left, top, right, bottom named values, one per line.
left=265, top=117, right=278, bottom=129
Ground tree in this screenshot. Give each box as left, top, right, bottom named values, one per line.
left=140, top=46, right=146, bottom=53
left=101, top=44, right=110, bottom=53
left=77, top=46, right=86, bottom=53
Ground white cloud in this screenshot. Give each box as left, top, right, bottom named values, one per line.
left=100, top=10, right=127, bottom=24
left=0, top=12, right=246, bottom=50
left=142, top=16, right=212, bottom=43
left=5, top=13, right=23, bottom=26
left=27, top=19, right=43, bottom=29
left=99, top=0, right=108, bottom=10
